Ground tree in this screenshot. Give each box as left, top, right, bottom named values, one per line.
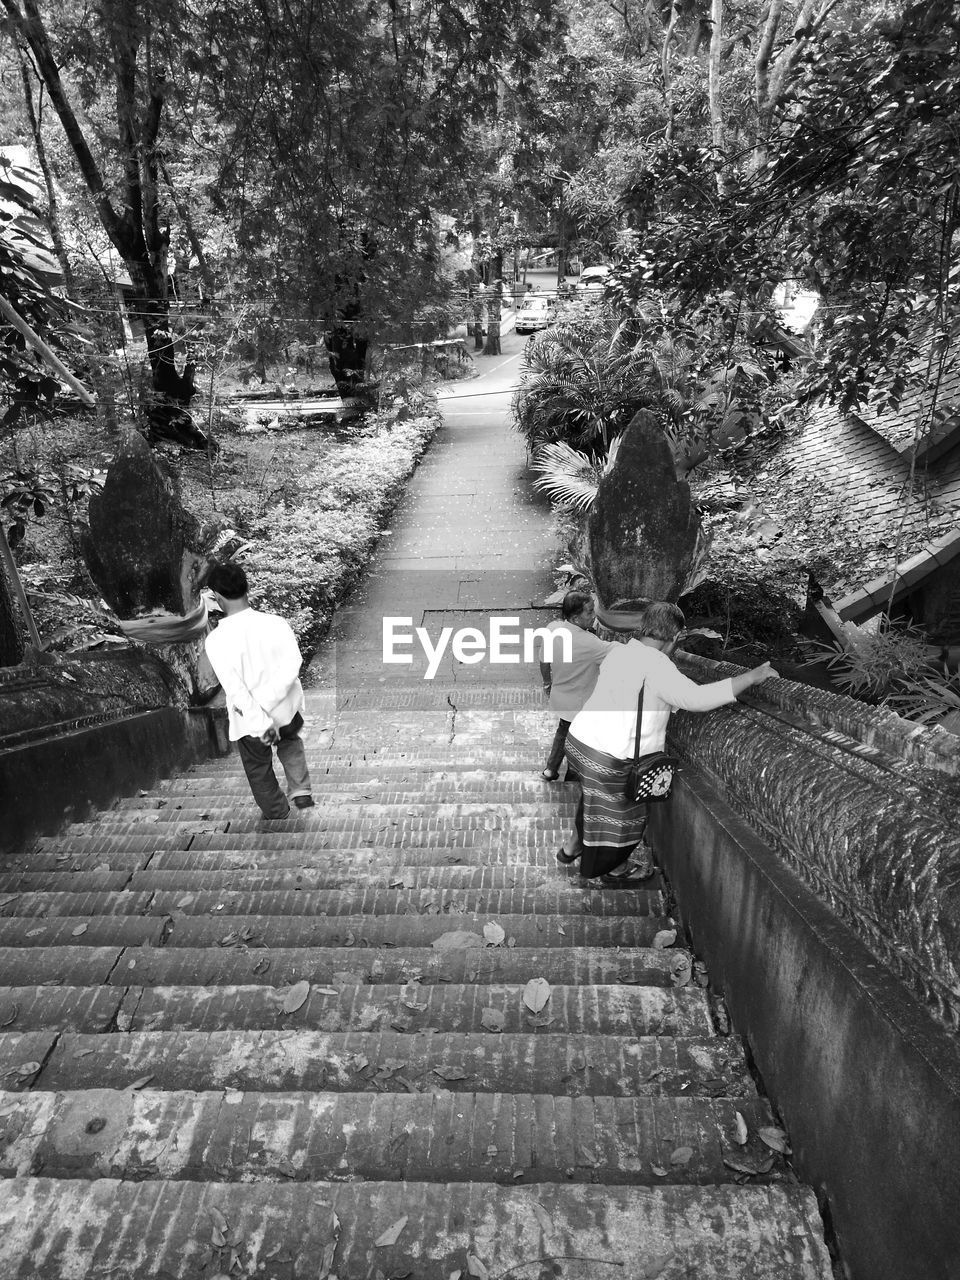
left=1, top=0, right=211, bottom=446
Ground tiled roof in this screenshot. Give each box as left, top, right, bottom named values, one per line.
left=851, top=342, right=960, bottom=455
left=748, top=400, right=960, bottom=601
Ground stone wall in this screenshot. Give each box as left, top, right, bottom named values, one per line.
left=666, top=652, right=960, bottom=1027
left=0, top=647, right=226, bottom=853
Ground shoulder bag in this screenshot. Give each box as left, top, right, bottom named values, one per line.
left=625, top=683, right=678, bottom=803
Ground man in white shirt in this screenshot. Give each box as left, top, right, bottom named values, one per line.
left=204, top=563, right=313, bottom=820
left=539, top=590, right=613, bottom=781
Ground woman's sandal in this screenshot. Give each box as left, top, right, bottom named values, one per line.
left=541, top=768, right=560, bottom=782
left=600, top=864, right=653, bottom=886
left=556, top=847, right=580, bottom=865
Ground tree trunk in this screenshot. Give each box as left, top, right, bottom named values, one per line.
left=325, top=324, right=369, bottom=399
left=472, top=291, right=485, bottom=350
left=0, top=566, right=25, bottom=666
left=483, top=254, right=503, bottom=357
left=707, top=0, right=726, bottom=194
left=3, top=0, right=207, bottom=448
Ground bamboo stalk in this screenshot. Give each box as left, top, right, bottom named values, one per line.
left=0, top=522, right=43, bottom=650
left=0, top=294, right=95, bottom=407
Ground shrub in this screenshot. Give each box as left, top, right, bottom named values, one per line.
left=243, top=408, right=440, bottom=656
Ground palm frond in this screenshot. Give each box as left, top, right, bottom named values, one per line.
left=530, top=441, right=603, bottom=512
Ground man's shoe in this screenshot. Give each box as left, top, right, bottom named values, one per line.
left=293, top=795, right=315, bottom=809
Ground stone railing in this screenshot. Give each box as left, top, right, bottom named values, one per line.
left=668, top=652, right=960, bottom=1029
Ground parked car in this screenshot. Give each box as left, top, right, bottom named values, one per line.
left=577, top=264, right=611, bottom=295
left=515, top=294, right=558, bottom=333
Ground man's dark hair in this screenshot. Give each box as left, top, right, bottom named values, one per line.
left=562, top=590, right=593, bottom=620
left=207, top=562, right=249, bottom=599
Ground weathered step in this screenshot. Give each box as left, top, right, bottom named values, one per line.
left=0, top=872, right=131, bottom=894
left=130, top=865, right=663, bottom=893
left=88, top=810, right=569, bottom=836
left=0, top=1177, right=834, bottom=1278
left=107, top=982, right=712, bottom=1036
left=0, top=948, right=122, bottom=987
left=18, top=1030, right=755, bottom=1097
left=2, top=1089, right=784, bottom=1186
left=163, top=912, right=666, bottom=949
left=0, top=917, right=164, bottom=948
left=21, top=842, right=599, bottom=871
left=117, top=795, right=576, bottom=816
left=0, top=865, right=664, bottom=895
left=109, top=945, right=689, bottom=989
left=146, top=885, right=662, bottom=918
left=0, top=988, right=124, bottom=1033
left=0, top=891, right=154, bottom=919
left=158, top=773, right=577, bottom=796
left=151, top=843, right=595, bottom=868
left=0, top=886, right=661, bottom=920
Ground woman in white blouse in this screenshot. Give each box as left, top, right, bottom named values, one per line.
left=558, top=600, right=777, bottom=884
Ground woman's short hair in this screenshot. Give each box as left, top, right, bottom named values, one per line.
left=561, top=590, right=593, bottom=620
left=638, top=601, right=685, bottom=641
left=206, top=562, right=248, bottom=599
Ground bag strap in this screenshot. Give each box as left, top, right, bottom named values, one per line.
left=632, top=683, right=645, bottom=765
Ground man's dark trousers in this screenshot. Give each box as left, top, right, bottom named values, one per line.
left=237, top=713, right=311, bottom=818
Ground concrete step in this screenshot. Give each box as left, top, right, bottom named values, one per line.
left=3, top=1088, right=783, bottom=1186
left=0, top=981, right=709, bottom=1036
left=86, top=809, right=571, bottom=833
left=157, top=773, right=575, bottom=796
left=0, top=886, right=662, bottom=919
left=0, top=1177, right=834, bottom=1278
left=162, top=912, right=667, bottom=950
left=7, top=1029, right=755, bottom=1097
left=116, top=793, right=579, bottom=813
left=0, top=945, right=691, bottom=989
left=0, top=865, right=666, bottom=895
left=112, top=981, right=713, bottom=1035
left=0, top=865, right=665, bottom=895
left=0, top=917, right=164, bottom=948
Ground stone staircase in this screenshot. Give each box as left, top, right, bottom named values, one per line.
left=0, top=679, right=834, bottom=1278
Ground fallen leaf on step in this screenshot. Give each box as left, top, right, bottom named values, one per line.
left=176, top=895, right=194, bottom=908
left=0, top=1003, right=19, bottom=1028
left=638, top=1252, right=675, bottom=1278
left=432, top=1066, right=469, bottom=1081
left=522, top=977, right=551, bottom=1013
left=207, top=1205, right=229, bottom=1233
left=759, top=1126, right=790, bottom=1154
left=533, top=1203, right=553, bottom=1235
left=669, top=1145, right=693, bottom=1166
left=14, top=1061, right=40, bottom=1078
left=281, top=980, right=310, bottom=1014
left=733, top=1112, right=749, bottom=1146
left=480, top=1007, right=504, bottom=1033
left=652, top=929, right=677, bottom=949
left=650, top=1164, right=668, bottom=1177
left=723, top=1150, right=776, bottom=1177
left=317, top=1210, right=340, bottom=1279
left=71, top=924, right=88, bottom=937
left=431, top=930, right=484, bottom=951
left=482, top=922, right=505, bottom=946
left=127, top=1075, right=154, bottom=1091
left=466, top=1254, right=489, bottom=1279
left=373, top=1215, right=408, bottom=1247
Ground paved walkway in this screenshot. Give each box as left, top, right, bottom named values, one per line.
left=0, top=338, right=832, bottom=1277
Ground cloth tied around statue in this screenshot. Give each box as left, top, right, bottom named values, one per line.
left=116, top=596, right=211, bottom=644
